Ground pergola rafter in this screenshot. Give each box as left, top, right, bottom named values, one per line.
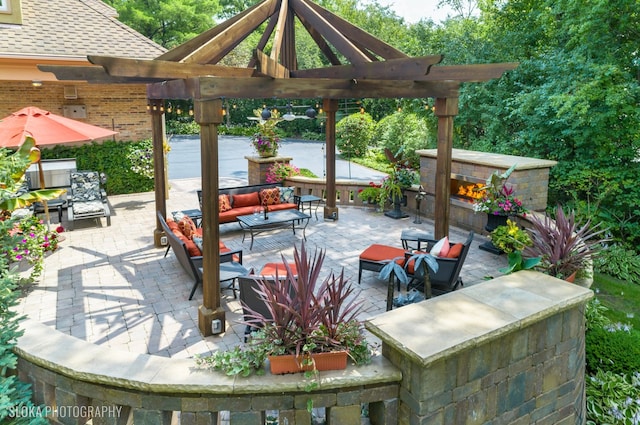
left=38, top=0, right=517, bottom=337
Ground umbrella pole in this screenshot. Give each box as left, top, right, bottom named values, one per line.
left=37, top=160, right=51, bottom=229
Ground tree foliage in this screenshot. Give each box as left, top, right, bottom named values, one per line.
left=104, top=0, right=221, bottom=48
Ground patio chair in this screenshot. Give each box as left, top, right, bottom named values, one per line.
left=358, top=231, right=474, bottom=296
left=405, top=231, right=475, bottom=296
left=238, top=271, right=297, bottom=339
left=158, top=212, right=243, bottom=300
left=67, top=171, right=111, bottom=230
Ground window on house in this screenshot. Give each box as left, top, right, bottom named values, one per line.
left=0, top=0, right=10, bottom=13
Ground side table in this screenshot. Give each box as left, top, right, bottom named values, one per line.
left=298, top=195, right=323, bottom=220
left=219, top=262, right=249, bottom=299
left=33, top=199, right=66, bottom=224
left=400, top=229, right=434, bottom=251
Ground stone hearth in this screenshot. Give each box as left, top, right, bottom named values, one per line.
left=417, top=149, right=557, bottom=234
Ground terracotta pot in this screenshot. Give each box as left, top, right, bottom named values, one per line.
left=268, top=351, right=348, bottom=375
left=564, top=271, right=577, bottom=283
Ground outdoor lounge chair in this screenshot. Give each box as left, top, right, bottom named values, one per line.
left=158, top=212, right=243, bottom=300
left=358, top=231, right=474, bottom=296
left=405, top=232, right=475, bottom=296
left=67, top=171, right=111, bottom=230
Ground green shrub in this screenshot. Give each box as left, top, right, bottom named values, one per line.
left=374, top=112, right=431, bottom=168
left=0, top=153, right=48, bottom=424
left=586, top=369, right=640, bottom=425
left=585, top=324, right=640, bottom=375
left=336, top=112, right=376, bottom=158
left=594, top=244, right=640, bottom=285
left=166, top=119, right=200, bottom=135
left=41, top=140, right=155, bottom=195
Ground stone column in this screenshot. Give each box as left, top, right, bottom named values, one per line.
left=245, top=156, right=292, bottom=185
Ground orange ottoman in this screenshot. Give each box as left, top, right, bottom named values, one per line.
left=358, top=244, right=406, bottom=284
left=259, top=262, right=298, bottom=279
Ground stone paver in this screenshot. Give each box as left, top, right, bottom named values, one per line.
left=14, top=178, right=507, bottom=358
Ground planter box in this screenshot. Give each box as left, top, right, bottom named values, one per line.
left=268, top=351, right=348, bottom=375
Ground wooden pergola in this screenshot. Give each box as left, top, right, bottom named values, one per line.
left=40, top=0, right=516, bottom=336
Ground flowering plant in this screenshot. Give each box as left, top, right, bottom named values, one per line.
left=473, top=164, right=527, bottom=216
left=490, top=219, right=532, bottom=254
left=4, top=215, right=59, bottom=280
left=357, top=182, right=383, bottom=204
left=392, top=165, right=419, bottom=188
left=251, top=109, right=282, bottom=156
left=265, top=162, right=301, bottom=183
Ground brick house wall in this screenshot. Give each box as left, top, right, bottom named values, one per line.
left=0, top=81, right=152, bottom=141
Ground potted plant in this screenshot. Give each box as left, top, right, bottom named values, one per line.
left=490, top=219, right=541, bottom=274
left=357, top=182, right=383, bottom=209
left=381, top=168, right=418, bottom=219
left=265, top=162, right=301, bottom=183
left=250, top=109, right=282, bottom=157
left=196, top=241, right=371, bottom=377
left=473, top=164, right=527, bottom=219
left=523, top=205, right=608, bottom=283
left=473, top=164, right=527, bottom=254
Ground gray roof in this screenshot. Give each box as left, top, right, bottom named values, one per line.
left=0, top=0, right=166, bottom=60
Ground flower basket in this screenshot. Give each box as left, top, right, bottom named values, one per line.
left=268, top=351, right=348, bottom=375
left=258, top=148, right=278, bottom=158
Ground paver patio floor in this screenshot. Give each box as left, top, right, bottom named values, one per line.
left=14, top=178, right=507, bottom=358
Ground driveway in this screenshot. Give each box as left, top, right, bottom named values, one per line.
left=167, top=135, right=388, bottom=182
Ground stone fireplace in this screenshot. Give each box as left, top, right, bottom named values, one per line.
left=417, top=149, right=557, bottom=234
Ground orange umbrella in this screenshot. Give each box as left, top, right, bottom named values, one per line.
left=0, top=106, right=117, bottom=148
left=0, top=106, right=118, bottom=225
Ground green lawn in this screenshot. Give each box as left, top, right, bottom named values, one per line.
left=592, top=272, right=640, bottom=329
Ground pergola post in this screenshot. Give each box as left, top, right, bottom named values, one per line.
left=150, top=99, right=167, bottom=247
left=433, top=97, right=459, bottom=240
left=323, top=98, right=339, bottom=220
left=195, top=98, right=225, bottom=337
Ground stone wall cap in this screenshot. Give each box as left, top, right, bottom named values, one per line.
left=16, top=320, right=400, bottom=394
left=417, top=149, right=558, bottom=170
left=365, top=271, right=592, bottom=367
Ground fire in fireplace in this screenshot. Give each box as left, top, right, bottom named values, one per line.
left=450, top=178, right=485, bottom=202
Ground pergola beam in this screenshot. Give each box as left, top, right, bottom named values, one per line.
left=289, top=0, right=372, bottom=64
left=303, top=0, right=408, bottom=60
left=88, top=56, right=257, bottom=79
left=291, top=55, right=443, bottom=80
left=146, top=76, right=461, bottom=100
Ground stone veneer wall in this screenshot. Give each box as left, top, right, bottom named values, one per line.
left=366, top=270, right=592, bottom=425
left=0, top=81, right=152, bottom=141
left=14, top=271, right=591, bottom=425
left=246, top=155, right=292, bottom=185
left=417, top=149, right=557, bottom=234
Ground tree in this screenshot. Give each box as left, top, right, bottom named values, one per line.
left=104, top=0, right=221, bottom=48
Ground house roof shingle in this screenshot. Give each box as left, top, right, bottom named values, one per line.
left=0, top=0, right=166, bottom=60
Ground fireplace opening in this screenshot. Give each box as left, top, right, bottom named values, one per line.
left=450, top=177, right=485, bottom=202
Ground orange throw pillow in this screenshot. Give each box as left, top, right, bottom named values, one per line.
left=232, top=192, right=260, bottom=208
left=446, top=243, right=464, bottom=258
left=219, top=194, right=232, bottom=212
left=260, top=188, right=281, bottom=206
left=178, top=216, right=197, bottom=239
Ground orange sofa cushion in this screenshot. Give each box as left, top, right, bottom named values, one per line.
left=232, top=192, right=260, bottom=208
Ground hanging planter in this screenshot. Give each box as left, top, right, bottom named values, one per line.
left=268, top=351, right=348, bottom=375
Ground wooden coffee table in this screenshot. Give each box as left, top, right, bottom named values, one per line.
left=237, top=209, right=311, bottom=250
